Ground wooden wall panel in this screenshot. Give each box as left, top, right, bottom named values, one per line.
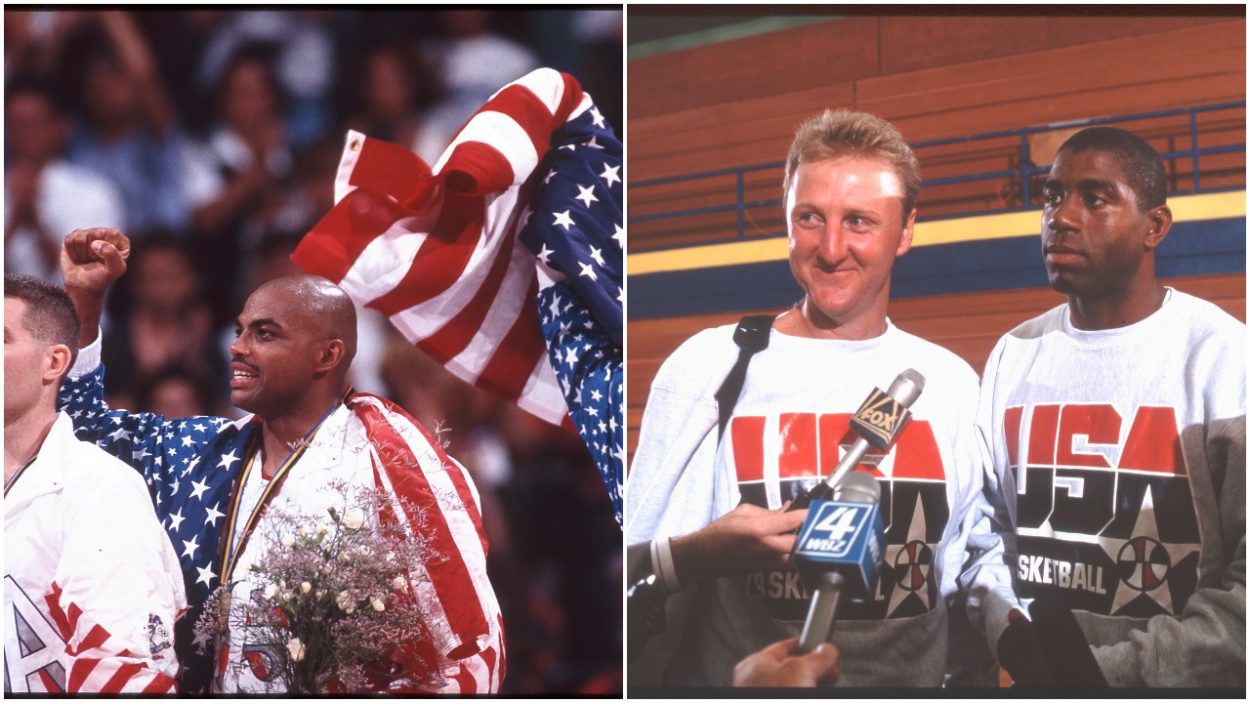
left=630, top=18, right=1244, bottom=178
left=625, top=273, right=1246, bottom=458
left=876, top=15, right=1232, bottom=76
left=629, top=18, right=880, bottom=119
left=630, top=18, right=1244, bottom=253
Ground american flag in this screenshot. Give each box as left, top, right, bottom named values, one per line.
left=537, top=282, right=623, bottom=524
left=293, top=68, right=620, bottom=428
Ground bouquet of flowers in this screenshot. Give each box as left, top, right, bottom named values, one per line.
left=194, top=482, right=443, bottom=693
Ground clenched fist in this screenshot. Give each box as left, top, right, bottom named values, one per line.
left=61, top=227, right=131, bottom=296
left=60, top=227, right=131, bottom=346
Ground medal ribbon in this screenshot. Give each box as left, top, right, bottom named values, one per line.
left=218, top=391, right=353, bottom=586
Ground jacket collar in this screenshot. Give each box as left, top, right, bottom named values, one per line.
left=4, top=412, right=75, bottom=519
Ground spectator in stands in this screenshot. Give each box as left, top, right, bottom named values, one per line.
left=414, top=10, right=539, bottom=163
left=5, top=76, right=123, bottom=281
left=188, top=44, right=292, bottom=238
left=348, top=41, right=443, bottom=157
left=185, top=44, right=294, bottom=320
left=133, top=363, right=224, bottom=418
left=66, top=11, right=203, bottom=234
left=100, top=232, right=227, bottom=410
left=193, top=10, right=338, bottom=148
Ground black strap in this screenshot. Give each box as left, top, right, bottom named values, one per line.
left=714, top=314, right=776, bottom=439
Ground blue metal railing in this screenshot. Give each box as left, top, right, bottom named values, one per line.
left=630, top=101, right=1246, bottom=251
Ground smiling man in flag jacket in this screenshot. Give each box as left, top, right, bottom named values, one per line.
left=55, top=227, right=504, bottom=694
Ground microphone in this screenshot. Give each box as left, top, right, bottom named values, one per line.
left=791, top=471, right=885, bottom=654
left=788, top=369, right=925, bottom=512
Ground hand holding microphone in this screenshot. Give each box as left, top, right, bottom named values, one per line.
left=733, top=636, right=840, bottom=687
left=669, top=503, right=808, bottom=585
left=789, top=369, right=925, bottom=656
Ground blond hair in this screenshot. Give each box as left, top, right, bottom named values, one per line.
left=783, top=109, right=921, bottom=216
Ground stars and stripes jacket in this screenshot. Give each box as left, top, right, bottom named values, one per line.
left=58, top=338, right=504, bottom=693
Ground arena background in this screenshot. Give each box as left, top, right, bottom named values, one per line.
left=5, top=8, right=623, bottom=695
left=626, top=7, right=1246, bottom=460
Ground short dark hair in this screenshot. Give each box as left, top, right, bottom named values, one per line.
left=1056, top=126, right=1167, bottom=211
left=4, top=274, right=81, bottom=370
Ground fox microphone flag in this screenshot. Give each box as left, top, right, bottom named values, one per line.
left=788, top=369, right=925, bottom=512
left=292, top=68, right=616, bottom=427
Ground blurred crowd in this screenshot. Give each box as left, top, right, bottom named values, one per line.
left=4, top=8, right=623, bottom=695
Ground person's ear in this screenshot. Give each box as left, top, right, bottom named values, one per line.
left=314, top=339, right=346, bottom=375
left=896, top=207, right=916, bottom=257
left=1143, top=204, right=1172, bottom=251
left=43, top=343, right=72, bottom=385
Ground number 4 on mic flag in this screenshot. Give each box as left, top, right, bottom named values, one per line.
left=292, top=68, right=617, bottom=428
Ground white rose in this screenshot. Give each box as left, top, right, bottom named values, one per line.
left=287, top=638, right=306, bottom=662
left=336, top=591, right=356, bottom=613
left=263, top=584, right=279, bottom=600
left=281, top=534, right=295, bottom=547
left=391, top=575, right=408, bottom=592
left=343, top=508, right=366, bottom=530
left=300, top=582, right=312, bottom=594
left=370, top=595, right=386, bottom=612
left=298, top=525, right=311, bottom=538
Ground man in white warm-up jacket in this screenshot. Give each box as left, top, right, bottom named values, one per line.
left=4, top=273, right=186, bottom=693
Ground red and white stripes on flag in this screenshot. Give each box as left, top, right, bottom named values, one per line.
left=294, top=68, right=593, bottom=427
left=350, top=392, right=505, bottom=694
left=42, top=582, right=179, bottom=693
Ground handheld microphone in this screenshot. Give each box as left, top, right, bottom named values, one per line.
left=791, top=472, right=885, bottom=654
left=788, top=369, right=925, bottom=512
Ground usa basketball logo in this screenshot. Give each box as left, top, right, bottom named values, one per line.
left=1116, top=536, right=1171, bottom=593
left=892, top=539, right=932, bottom=593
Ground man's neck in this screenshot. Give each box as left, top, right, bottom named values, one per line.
left=775, top=299, right=889, bottom=341
left=5, top=407, right=56, bottom=483
left=256, top=395, right=342, bottom=479
left=1069, top=279, right=1167, bottom=331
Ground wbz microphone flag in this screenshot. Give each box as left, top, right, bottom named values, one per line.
left=793, top=500, right=886, bottom=599
left=293, top=68, right=619, bottom=427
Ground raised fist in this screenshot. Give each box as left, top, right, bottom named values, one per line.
left=61, top=227, right=131, bottom=296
